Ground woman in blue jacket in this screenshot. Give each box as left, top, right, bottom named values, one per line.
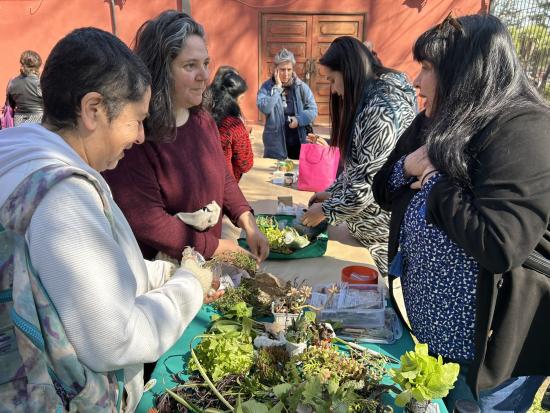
left=257, top=48, right=317, bottom=160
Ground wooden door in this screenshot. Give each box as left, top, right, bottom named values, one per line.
left=260, top=13, right=364, bottom=126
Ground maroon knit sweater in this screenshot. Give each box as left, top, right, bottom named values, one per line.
left=218, top=116, right=254, bottom=182
left=103, top=109, right=252, bottom=260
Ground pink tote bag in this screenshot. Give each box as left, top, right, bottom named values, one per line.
left=1, top=79, right=14, bottom=129
left=1, top=104, right=14, bottom=129
left=297, top=143, right=340, bottom=192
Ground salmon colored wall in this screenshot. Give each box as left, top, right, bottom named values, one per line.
left=190, top=0, right=488, bottom=122
left=0, top=0, right=488, bottom=122
left=0, top=0, right=179, bottom=100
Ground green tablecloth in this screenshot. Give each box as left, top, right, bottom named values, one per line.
left=136, top=306, right=448, bottom=413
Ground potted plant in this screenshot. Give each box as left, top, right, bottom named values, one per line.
left=390, top=343, right=460, bottom=413
left=284, top=311, right=316, bottom=356
left=271, top=281, right=313, bottom=328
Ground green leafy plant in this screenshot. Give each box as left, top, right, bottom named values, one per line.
left=210, top=279, right=271, bottom=317
left=255, top=346, right=289, bottom=385
left=256, top=216, right=292, bottom=254
left=256, top=216, right=310, bottom=254
left=390, top=343, right=460, bottom=407
left=285, top=311, right=316, bottom=343
left=273, top=374, right=369, bottom=413
left=289, top=341, right=386, bottom=388
left=188, top=331, right=254, bottom=383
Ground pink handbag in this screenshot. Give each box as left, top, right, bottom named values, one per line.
left=297, top=143, right=340, bottom=192
left=1, top=79, right=14, bottom=129
left=1, top=103, right=14, bottom=129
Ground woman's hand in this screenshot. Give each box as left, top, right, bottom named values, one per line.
left=404, top=145, right=432, bottom=178
left=288, top=116, right=298, bottom=129
left=274, top=69, right=282, bottom=88
left=237, top=211, right=270, bottom=262
left=213, top=239, right=256, bottom=259
left=246, top=229, right=269, bottom=263
left=404, top=145, right=436, bottom=189
left=203, top=277, right=224, bottom=304
left=306, top=133, right=328, bottom=146
left=301, top=203, right=327, bottom=227
left=308, top=191, right=330, bottom=206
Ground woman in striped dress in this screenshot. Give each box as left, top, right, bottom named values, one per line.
left=302, top=36, right=417, bottom=275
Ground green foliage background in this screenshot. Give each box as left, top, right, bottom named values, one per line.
left=492, top=0, right=550, bottom=100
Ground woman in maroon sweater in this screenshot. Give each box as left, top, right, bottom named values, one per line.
left=104, top=11, right=268, bottom=262
left=209, top=71, right=254, bottom=181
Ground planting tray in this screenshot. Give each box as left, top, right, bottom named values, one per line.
left=238, top=214, right=328, bottom=260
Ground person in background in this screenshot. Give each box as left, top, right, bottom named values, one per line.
left=257, top=48, right=317, bottom=160
left=0, top=28, right=219, bottom=412
left=202, top=65, right=239, bottom=113
left=301, top=36, right=417, bottom=276
left=104, top=10, right=269, bottom=263
left=372, top=14, right=550, bottom=412
left=209, top=71, right=253, bottom=182
left=7, top=50, right=44, bottom=126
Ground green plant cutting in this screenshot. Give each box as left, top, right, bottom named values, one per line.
left=256, top=216, right=310, bottom=254
left=389, top=343, right=460, bottom=407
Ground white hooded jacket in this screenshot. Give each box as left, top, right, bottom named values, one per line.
left=0, top=124, right=204, bottom=412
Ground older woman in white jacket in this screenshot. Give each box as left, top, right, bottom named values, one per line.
left=0, top=28, right=219, bottom=412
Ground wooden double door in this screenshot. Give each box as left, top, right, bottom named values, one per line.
left=260, top=13, right=365, bottom=126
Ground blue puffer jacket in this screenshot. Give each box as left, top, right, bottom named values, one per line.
left=256, top=75, right=318, bottom=159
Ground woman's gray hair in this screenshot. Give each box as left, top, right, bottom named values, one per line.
left=274, top=48, right=296, bottom=66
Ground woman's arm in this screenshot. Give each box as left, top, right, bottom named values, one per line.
left=220, top=157, right=253, bottom=225
left=27, top=177, right=204, bottom=372
left=296, top=83, right=318, bottom=126
left=372, top=113, right=426, bottom=210
left=256, top=82, right=283, bottom=115
left=227, top=117, right=254, bottom=176
left=237, top=210, right=269, bottom=262
left=322, top=103, right=401, bottom=224
left=426, top=111, right=550, bottom=273
left=219, top=122, right=235, bottom=178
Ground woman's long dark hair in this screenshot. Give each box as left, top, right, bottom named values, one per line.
left=414, top=14, right=549, bottom=186
left=203, top=65, right=239, bottom=112
left=209, top=72, right=247, bottom=125
left=319, top=36, right=396, bottom=159
left=133, top=10, right=205, bottom=142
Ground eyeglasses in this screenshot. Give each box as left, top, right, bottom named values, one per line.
left=436, top=11, right=463, bottom=32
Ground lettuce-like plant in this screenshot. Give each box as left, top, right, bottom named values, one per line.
left=390, top=343, right=459, bottom=406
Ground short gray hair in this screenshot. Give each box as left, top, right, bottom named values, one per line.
left=274, top=48, right=296, bottom=66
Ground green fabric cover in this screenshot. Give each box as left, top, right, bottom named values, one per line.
left=135, top=305, right=448, bottom=413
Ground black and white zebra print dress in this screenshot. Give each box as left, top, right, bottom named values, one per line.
left=321, top=72, right=417, bottom=275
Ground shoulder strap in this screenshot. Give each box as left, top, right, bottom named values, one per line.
left=0, top=163, right=116, bottom=239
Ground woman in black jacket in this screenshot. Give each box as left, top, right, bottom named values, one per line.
left=7, top=50, right=44, bottom=125
left=372, top=14, right=550, bottom=412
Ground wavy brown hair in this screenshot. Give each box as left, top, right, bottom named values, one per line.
left=134, top=10, right=205, bottom=142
